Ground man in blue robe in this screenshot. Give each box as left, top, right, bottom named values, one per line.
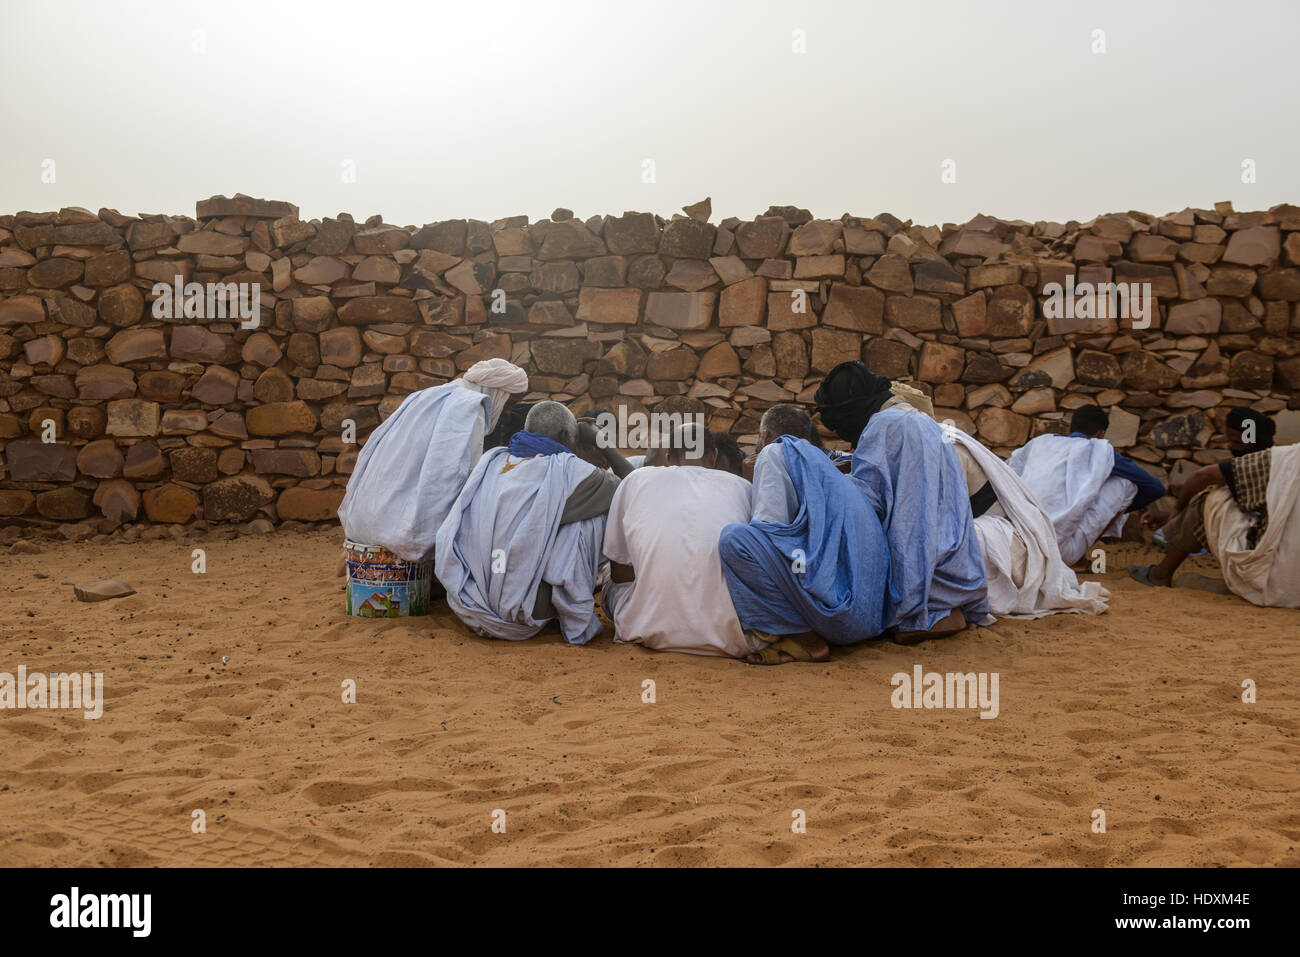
left=718, top=404, right=890, bottom=664
left=814, top=361, right=989, bottom=643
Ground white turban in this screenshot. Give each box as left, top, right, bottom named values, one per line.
left=459, top=358, right=528, bottom=430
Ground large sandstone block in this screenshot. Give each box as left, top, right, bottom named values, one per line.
left=863, top=339, right=913, bottom=379
left=0, top=294, right=46, bottom=326
left=106, top=399, right=161, bottom=437
left=986, top=286, right=1035, bottom=337
left=338, top=296, right=421, bottom=325
left=105, top=328, right=167, bottom=364
left=6, top=440, right=79, bottom=481
left=191, top=366, right=240, bottom=405
left=786, top=219, right=840, bottom=256
left=865, top=254, right=913, bottom=294
left=76, top=439, right=124, bottom=478
left=178, top=231, right=248, bottom=256
left=532, top=338, right=601, bottom=375
left=538, top=221, right=606, bottom=260
left=320, top=327, right=363, bottom=367
left=276, top=486, right=344, bottom=522
left=1222, top=225, right=1280, bottom=267
left=37, top=487, right=90, bottom=520
left=603, top=213, right=659, bottom=255
left=823, top=283, right=883, bottom=334
left=766, top=291, right=816, bottom=331
left=0, top=490, right=36, bottom=516
left=885, top=295, right=942, bottom=332
left=454, top=334, right=512, bottom=371
left=976, top=407, right=1030, bottom=446
left=93, top=479, right=140, bottom=523
left=1165, top=299, right=1222, bottom=335
left=1106, top=407, right=1140, bottom=448
left=1229, top=350, right=1274, bottom=389
left=247, top=401, right=318, bottom=436
left=170, top=447, right=220, bottom=483
left=576, top=288, right=642, bottom=325
left=918, top=342, right=966, bottom=383
left=659, top=219, right=716, bottom=259
left=646, top=347, right=700, bottom=380
left=250, top=449, right=321, bottom=477
left=143, top=483, right=200, bottom=523
left=170, top=325, right=228, bottom=362
left=1121, top=351, right=1181, bottom=391
left=719, top=277, right=766, bottom=328
left=75, top=364, right=136, bottom=400
left=734, top=218, right=789, bottom=259
left=645, top=291, right=715, bottom=330
left=203, top=474, right=275, bottom=521
left=811, top=328, right=864, bottom=373
left=696, top=342, right=740, bottom=380
left=1075, top=350, right=1123, bottom=387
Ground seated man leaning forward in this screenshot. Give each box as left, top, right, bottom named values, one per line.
left=718, top=404, right=891, bottom=665
left=1009, top=404, right=1165, bottom=566
left=601, top=423, right=763, bottom=659
left=943, top=414, right=1112, bottom=619
left=1132, top=409, right=1300, bottom=608
left=814, top=361, right=989, bottom=643
left=339, top=358, right=529, bottom=561
left=436, top=401, right=634, bottom=643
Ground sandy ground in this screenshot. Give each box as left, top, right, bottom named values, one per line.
left=0, top=527, right=1296, bottom=867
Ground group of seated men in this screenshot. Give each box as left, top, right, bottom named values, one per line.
left=338, top=356, right=1297, bottom=664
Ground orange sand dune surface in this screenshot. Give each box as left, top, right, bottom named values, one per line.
left=1, top=530, right=1296, bottom=867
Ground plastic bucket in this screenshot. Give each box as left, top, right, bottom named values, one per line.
left=344, top=540, right=435, bottom=617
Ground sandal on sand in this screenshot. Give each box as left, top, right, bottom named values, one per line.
left=1128, top=565, right=1157, bottom=586
left=748, top=636, right=827, bottom=666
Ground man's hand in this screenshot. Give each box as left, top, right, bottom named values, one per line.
left=1141, top=508, right=1169, bottom=529
left=576, top=420, right=600, bottom=450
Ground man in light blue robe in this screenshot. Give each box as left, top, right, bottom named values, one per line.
left=435, top=401, right=633, bottom=643
left=339, top=358, right=528, bottom=561
left=814, top=361, right=989, bottom=642
left=719, top=404, right=890, bottom=664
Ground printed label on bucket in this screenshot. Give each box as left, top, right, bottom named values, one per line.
left=344, top=541, right=434, bottom=617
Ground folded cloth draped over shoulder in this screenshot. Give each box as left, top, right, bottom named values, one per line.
left=719, top=436, right=890, bottom=644
left=949, top=428, right=1110, bottom=619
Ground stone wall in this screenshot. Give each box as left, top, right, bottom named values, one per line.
left=2, top=194, right=1298, bottom=534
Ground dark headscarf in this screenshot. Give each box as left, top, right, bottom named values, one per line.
left=813, top=361, right=894, bottom=447
left=1225, top=407, right=1276, bottom=453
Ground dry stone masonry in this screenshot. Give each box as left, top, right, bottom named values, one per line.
left=2, top=194, right=1298, bottom=536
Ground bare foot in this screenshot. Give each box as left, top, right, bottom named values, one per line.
left=746, top=631, right=830, bottom=664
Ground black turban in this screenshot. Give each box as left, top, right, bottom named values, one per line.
left=813, top=361, right=894, bottom=447
left=1225, top=407, right=1276, bottom=450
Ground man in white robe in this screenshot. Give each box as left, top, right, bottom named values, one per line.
left=1133, top=410, right=1300, bottom=607
left=602, top=425, right=765, bottom=658
left=436, top=402, right=634, bottom=643
left=1009, top=405, right=1164, bottom=565
left=946, top=427, right=1111, bottom=619
left=338, top=358, right=528, bottom=561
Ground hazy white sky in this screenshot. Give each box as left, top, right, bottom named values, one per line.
left=2, top=0, right=1297, bottom=227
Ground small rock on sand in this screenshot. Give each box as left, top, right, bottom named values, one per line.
left=73, top=578, right=137, bottom=602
